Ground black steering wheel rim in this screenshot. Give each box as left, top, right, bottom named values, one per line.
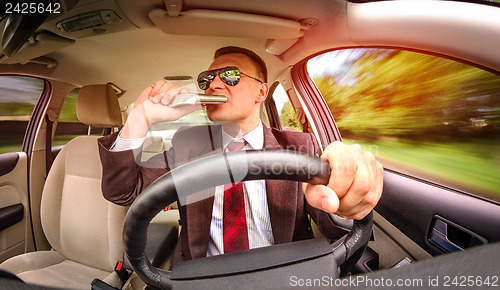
left=122, top=150, right=373, bottom=289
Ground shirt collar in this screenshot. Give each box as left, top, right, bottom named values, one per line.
left=222, top=122, right=264, bottom=150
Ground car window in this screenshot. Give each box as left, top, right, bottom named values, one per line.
left=53, top=88, right=102, bottom=147
left=308, top=48, right=500, bottom=202
left=0, top=75, right=44, bottom=153
left=271, top=83, right=302, bottom=132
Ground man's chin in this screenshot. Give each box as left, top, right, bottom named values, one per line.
left=206, top=105, right=224, bottom=121
left=206, top=113, right=235, bottom=126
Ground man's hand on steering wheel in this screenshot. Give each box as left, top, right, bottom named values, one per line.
left=303, top=141, right=384, bottom=220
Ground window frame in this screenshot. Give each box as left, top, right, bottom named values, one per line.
left=264, top=81, right=283, bottom=130
left=291, top=60, right=342, bottom=149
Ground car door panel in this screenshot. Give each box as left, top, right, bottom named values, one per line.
left=376, top=169, right=500, bottom=256
left=0, top=152, right=32, bottom=264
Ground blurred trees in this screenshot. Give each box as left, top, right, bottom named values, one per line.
left=58, top=89, right=79, bottom=122
left=310, top=49, right=500, bottom=198
left=279, top=101, right=301, bottom=131
left=0, top=102, right=35, bottom=115
left=312, top=49, right=500, bottom=141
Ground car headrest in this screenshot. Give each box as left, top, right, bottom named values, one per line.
left=76, top=84, right=123, bottom=128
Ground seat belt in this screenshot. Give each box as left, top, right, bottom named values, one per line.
left=45, top=112, right=56, bottom=177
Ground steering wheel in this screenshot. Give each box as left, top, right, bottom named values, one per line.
left=123, top=150, right=373, bottom=289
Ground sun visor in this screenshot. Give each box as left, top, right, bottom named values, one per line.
left=0, top=32, right=74, bottom=66
left=149, top=8, right=304, bottom=40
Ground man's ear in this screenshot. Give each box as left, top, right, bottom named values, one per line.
left=256, top=83, right=269, bottom=104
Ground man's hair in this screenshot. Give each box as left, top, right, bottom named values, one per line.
left=214, top=46, right=268, bottom=83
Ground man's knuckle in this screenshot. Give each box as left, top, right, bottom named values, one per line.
left=352, top=144, right=362, bottom=150
left=364, top=194, right=378, bottom=207
left=377, top=161, right=384, bottom=173
left=325, top=141, right=343, bottom=152
left=365, top=151, right=375, bottom=160
left=354, top=180, right=371, bottom=194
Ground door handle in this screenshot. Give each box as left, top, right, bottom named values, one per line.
left=429, top=216, right=487, bottom=253
left=0, top=203, right=24, bottom=232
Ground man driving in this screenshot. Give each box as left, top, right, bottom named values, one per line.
left=98, top=46, right=383, bottom=266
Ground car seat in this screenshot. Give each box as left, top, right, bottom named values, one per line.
left=0, top=84, right=128, bottom=289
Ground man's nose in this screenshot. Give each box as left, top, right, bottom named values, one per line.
left=209, top=73, right=225, bottom=90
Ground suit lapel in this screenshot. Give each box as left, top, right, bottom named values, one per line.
left=263, top=126, right=297, bottom=244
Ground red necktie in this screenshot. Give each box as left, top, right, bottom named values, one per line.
left=223, top=140, right=249, bottom=253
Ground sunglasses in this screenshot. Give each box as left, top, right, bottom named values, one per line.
left=197, top=66, right=263, bottom=90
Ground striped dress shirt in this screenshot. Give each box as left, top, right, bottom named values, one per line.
left=111, top=122, right=275, bottom=257
left=207, top=122, right=274, bottom=256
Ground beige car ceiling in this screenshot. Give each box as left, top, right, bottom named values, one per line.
left=0, top=0, right=499, bottom=108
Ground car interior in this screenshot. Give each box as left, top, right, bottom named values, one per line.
left=0, top=0, right=499, bottom=289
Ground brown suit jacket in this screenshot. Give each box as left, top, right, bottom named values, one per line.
left=98, top=125, right=342, bottom=266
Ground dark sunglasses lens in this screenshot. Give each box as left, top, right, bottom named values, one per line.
left=220, top=68, right=241, bottom=86
left=197, top=71, right=215, bottom=90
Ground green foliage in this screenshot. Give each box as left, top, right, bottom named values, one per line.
left=0, top=102, right=35, bottom=115
left=58, top=89, right=79, bottom=122
left=312, top=49, right=500, bottom=198
left=344, top=138, right=500, bottom=202
left=313, top=49, right=500, bottom=140
left=279, top=101, right=301, bottom=131
left=0, top=137, right=23, bottom=154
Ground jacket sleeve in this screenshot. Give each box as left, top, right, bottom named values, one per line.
left=97, top=131, right=170, bottom=206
